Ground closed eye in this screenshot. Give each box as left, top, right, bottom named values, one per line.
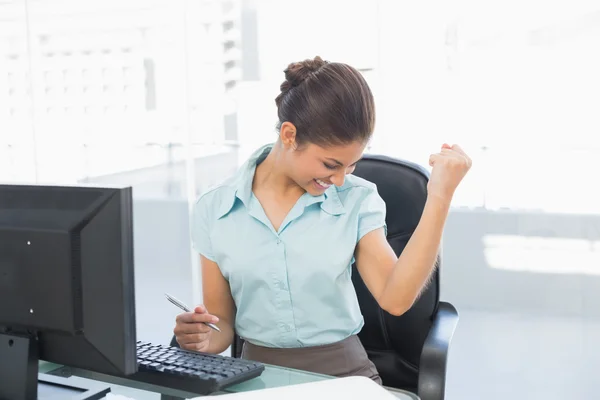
left=324, top=161, right=359, bottom=170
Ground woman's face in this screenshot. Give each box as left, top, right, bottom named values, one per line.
left=283, top=136, right=367, bottom=196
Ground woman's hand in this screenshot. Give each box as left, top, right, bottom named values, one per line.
left=173, top=305, right=219, bottom=352
left=428, top=143, right=472, bottom=203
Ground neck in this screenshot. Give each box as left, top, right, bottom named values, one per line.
left=253, top=144, right=304, bottom=197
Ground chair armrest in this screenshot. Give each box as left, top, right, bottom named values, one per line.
left=417, top=301, right=459, bottom=400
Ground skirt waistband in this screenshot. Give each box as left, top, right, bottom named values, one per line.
left=241, top=335, right=382, bottom=385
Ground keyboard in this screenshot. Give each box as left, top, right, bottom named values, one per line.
left=133, top=341, right=265, bottom=395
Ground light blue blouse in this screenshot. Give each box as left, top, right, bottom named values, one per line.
left=191, top=144, right=387, bottom=348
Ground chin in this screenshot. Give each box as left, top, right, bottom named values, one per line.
left=305, top=187, right=322, bottom=197
left=300, top=183, right=318, bottom=196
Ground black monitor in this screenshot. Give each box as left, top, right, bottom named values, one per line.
left=0, top=184, right=137, bottom=400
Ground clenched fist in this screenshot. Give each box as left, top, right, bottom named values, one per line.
left=428, top=144, right=472, bottom=203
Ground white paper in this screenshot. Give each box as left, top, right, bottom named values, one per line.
left=196, top=376, right=400, bottom=400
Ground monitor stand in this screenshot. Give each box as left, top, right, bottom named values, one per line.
left=0, top=332, right=111, bottom=400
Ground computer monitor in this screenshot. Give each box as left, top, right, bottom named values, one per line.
left=0, top=184, right=137, bottom=400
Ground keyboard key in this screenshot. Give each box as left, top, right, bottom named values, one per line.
left=148, top=363, right=162, bottom=371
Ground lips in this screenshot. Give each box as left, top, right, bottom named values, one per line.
left=314, top=178, right=332, bottom=189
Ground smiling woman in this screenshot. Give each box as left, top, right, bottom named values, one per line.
left=172, top=55, right=471, bottom=386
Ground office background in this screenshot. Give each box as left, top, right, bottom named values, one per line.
left=1, top=0, right=599, bottom=398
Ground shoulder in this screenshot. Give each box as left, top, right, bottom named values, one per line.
left=196, top=179, right=236, bottom=205
left=193, top=177, right=237, bottom=220
left=326, top=174, right=385, bottom=215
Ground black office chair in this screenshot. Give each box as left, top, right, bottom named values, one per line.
left=171, top=154, right=458, bottom=400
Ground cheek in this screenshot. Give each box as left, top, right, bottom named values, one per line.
left=303, top=169, right=324, bottom=181
left=291, top=159, right=324, bottom=180
left=311, top=167, right=333, bottom=180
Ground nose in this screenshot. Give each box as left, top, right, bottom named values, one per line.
left=330, top=171, right=346, bottom=187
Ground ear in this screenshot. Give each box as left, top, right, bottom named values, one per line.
left=279, top=122, right=298, bottom=149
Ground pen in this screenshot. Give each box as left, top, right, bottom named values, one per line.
left=164, top=293, right=221, bottom=332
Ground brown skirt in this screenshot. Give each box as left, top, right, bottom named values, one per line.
left=240, top=335, right=382, bottom=385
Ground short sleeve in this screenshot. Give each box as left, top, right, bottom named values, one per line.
left=190, top=197, right=216, bottom=261
left=357, top=188, right=387, bottom=243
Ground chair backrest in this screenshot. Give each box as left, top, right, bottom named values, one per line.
left=351, top=154, right=440, bottom=392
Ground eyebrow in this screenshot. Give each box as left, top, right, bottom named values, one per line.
left=325, top=157, right=361, bottom=167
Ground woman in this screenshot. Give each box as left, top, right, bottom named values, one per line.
left=173, top=56, right=471, bottom=384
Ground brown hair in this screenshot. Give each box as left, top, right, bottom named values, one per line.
left=274, top=56, right=375, bottom=147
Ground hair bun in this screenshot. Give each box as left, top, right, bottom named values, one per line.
left=279, top=56, right=328, bottom=94
left=284, top=56, right=328, bottom=86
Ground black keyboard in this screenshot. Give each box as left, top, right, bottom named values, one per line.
left=133, top=341, right=265, bottom=395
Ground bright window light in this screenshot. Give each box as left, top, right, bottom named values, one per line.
left=483, top=234, right=600, bottom=275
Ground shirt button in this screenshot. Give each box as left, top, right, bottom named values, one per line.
left=276, top=239, right=281, bottom=245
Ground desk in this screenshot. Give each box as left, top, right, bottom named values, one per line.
left=40, top=362, right=419, bottom=400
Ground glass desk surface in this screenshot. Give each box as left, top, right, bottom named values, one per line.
left=39, top=361, right=419, bottom=399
